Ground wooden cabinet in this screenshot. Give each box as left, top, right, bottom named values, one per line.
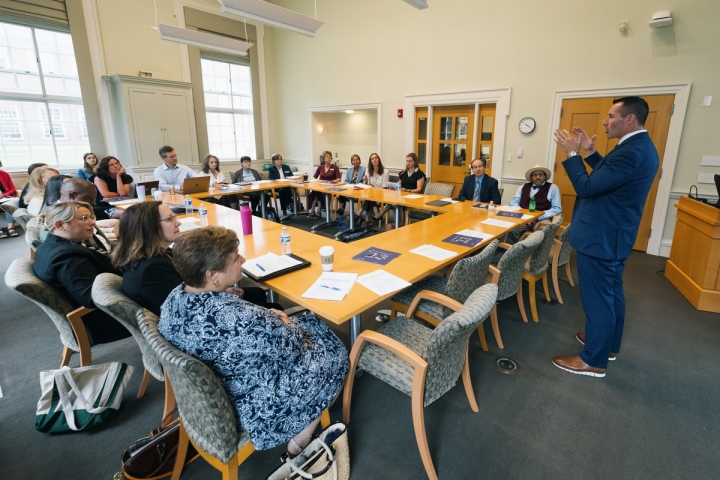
left=103, top=75, right=199, bottom=180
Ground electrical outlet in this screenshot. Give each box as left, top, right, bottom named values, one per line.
left=703, top=96, right=712, bottom=107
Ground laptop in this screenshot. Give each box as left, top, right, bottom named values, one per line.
left=183, top=176, right=210, bottom=195
left=135, top=180, right=159, bottom=198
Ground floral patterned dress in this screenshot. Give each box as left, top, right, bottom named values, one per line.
left=158, top=286, right=349, bottom=450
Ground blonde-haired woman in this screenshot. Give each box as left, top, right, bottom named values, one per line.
left=33, top=201, right=130, bottom=345
left=23, top=166, right=59, bottom=216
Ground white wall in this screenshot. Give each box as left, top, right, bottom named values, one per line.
left=265, top=0, right=720, bottom=252
left=311, top=110, right=378, bottom=166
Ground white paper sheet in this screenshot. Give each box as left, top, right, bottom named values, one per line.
left=402, top=194, right=424, bottom=199
left=302, top=272, right=358, bottom=301
left=441, top=198, right=459, bottom=203
left=481, top=218, right=516, bottom=228
left=357, top=270, right=412, bottom=296
left=179, top=217, right=198, bottom=224
left=496, top=205, right=521, bottom=212
left=178, top=222, right=200, bottom=232
left=243, top=252, right=302, bottom=278
left=522, top=214, right=534, bottom=220
left=454, top=229, right=494, bottom=241
left=409, top=244, right=458, bottom=261
left=353, top=183, right=371, bottom=189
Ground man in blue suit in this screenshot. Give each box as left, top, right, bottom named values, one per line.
left=457, top=158, right=502, bottom=204
left=552, top=96, right=659, bottom=377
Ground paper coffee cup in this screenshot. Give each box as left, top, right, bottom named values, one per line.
left=153, top=190, right=163, bottom=201
left=319, top=246, right=334, bottom=272
left=136, top=185, right=146, bottom=202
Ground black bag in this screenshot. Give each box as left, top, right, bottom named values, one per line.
left=335, top=226, right=377, bottom=243
left=116, top=414, right=199, bottom=480
left=689, top=185, right=708, bottom=204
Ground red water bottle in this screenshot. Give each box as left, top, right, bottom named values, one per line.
left=240, top=203, right=253, bottom=235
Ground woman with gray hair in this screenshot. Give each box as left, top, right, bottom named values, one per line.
left=158, top=226, right=349, bottom=454
left=33, top=201, right=130, bottom=345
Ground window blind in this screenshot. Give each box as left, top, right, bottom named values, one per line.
left=0, top=0, right=68, bottom=32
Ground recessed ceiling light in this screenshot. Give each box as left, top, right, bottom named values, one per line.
left=345, top=110, right=355, bottom=114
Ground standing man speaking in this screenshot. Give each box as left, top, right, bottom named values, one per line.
left=552, top=96, right=658, bottom=378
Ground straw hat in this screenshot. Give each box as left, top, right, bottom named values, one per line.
left=524, top=164, right=552, bottom=182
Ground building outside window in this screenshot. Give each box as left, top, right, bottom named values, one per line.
left=201, top=56, right=256, bottom=160
left=0, top=21, right=89, bottom=168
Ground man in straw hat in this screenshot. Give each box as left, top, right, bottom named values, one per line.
left=551, top=96, right=658, bottom=378
left=506, top=163, right=561, bottom=243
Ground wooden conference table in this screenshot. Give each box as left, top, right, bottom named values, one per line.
left=158, top=189, right=541, bottom=346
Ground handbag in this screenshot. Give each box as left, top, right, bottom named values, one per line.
left=266, top=422, right=350, bottom=480
left=689, top=185, right=708, bottom=203
left=117, top=413, right=199, bottom=480
left=36, top=362, right=134, bottom=433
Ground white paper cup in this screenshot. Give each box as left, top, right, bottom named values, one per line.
left=136, top=185, right=145, bottom=202
left=153, top=190, right=163, bottom=201
left=320, top=246, right=334, bottom=271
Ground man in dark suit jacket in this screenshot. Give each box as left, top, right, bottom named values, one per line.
left=552, top=96, right=659, bottom=377
left=457, top=158, right=502, bottom=204
left=268, top=153, right=296, bottom=213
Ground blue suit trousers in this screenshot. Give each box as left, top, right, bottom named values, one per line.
left=576, top=251, right=626, bottom=369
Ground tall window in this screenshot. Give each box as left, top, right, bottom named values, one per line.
left=201, top=56, right=256, bottom=159
left=0, top=22, right=88, bottom=168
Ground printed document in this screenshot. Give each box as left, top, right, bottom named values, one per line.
left=302, top=272, right=358, bottom=301
left=243, top=252, right=302, bottom=278
left=409, top=245, right=458, bottom=261
left=357, top=270, right=412, bottom=296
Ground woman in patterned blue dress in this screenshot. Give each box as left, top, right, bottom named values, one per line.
left=158, top=226, right=349, bottom=453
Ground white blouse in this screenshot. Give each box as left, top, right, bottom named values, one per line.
left=195, top=170, right=225, bottom=187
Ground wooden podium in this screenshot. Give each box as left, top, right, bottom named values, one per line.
left=665, top=196, right=720, bottom=313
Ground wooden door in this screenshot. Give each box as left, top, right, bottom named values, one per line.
left=477, top=104, right=496, bottom=176
left=128, top=88, right=163, bottom=166
left=160, top=91, right=196, bottom=164
left=415, top=107, right=428, bottom=173
left=432, top=105, right=475, bottom=192
left=554, top=95, right=674, bottom=251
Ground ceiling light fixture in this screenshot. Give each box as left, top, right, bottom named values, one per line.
left=220, top=0, right=324, bottom=37
left=155, top=23, right=252, bottom=56
left=345, top=110, right=355, bottom=114
left=402, top=0, right=429, bottom=9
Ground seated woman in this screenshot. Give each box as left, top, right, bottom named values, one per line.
left=113, top=201, right=282, bottom=316
left=93, top=156, right=133, bottom=219
left=39, top=174, right=72, bottom=213
left=158, top=226, right=349, bottom=454
left=33, top=202, right=131, bottom=346
left=360, top=152, right=389, bottom=225
left=268, top=153, right=297, bottom=215
left=0, top=159, right=20, bottom=238
left=307, top=150, right=341, bottom=219
left=374, top=153, right=426, bottom=224
left=77, top=152, right=98, bottom=181
left=24, top=166, right=59, bottom=216
left=196, top=154, right=237, bottom=209
left=336, top=154, right=366, bottom=217
left=233, top=156, right=264, bottom=213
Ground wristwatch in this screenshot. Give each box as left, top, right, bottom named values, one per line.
left=568, top=151, right=578, bottom=158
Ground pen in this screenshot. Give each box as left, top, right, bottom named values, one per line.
left=256, top=263, right=266, bottom=272
left=320, top=284, right=341, bottom=291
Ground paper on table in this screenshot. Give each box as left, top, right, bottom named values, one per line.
left=455, top=229, right=494, bottom=241
left=302, top=272, right=358, bottom=301
left=357, top=270, right=412, bottom=296
left=179, top=223, right=201, bottom=232
left=522, top=214, right=534, bottom=220
left=353, top=183, right=371, bottom=189
left=409, top=244, right=458, bottom=261
left=481, top=218, right=515, bottom=228
left=403, top=194, right=424, bottom=199
left=441, top=198, right=459, bottom=203
left=256, top=180, right=273, bottom=183
left=243, top=252, right=302, bottom=278
left=496, top=205, right=521, bottom=212
left=179, top=217, right=199, bottom=224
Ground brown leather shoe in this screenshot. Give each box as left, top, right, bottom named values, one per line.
left=552, top=355, right=606, bottom=377
left=576, top=332, right=617, bottom=361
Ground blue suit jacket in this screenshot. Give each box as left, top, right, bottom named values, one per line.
left=458, top=174, right=501, bottom=204
left=562, top=131, right=658, bottom=261
left=343, top=165, right=366, bottom=184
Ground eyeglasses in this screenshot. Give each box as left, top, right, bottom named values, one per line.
left=77, top=214, right=96, bottom=223
left=159, top=214, right=179, bottom=223
left=164, top=154, right=178, bottom=159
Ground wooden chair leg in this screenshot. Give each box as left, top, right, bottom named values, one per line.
left=477, top=323, right=488, bottom=351
left=342, top=336, right=366, bottom=424
left=565, top=262, right=575, bottom=286
left=137, top=369, right=151, bottom=398
left=171, top=423, right=190, bottom=480
left=541, top=271, right=551, bottom=302
left=66, top=307, right=94, bottom=367
left=320, top=409, right=331, bottom=429
left=490, top=305, right=504, bottom=349
left=411, top=381, right=437, bottom=480
left=516, top=283, right=529, bottom=323
left=528, top=278, right=539, bottom=322
left=221, top=457, right=239, bottom=480
left=60, top=346, right=73, bottom=368
left=461, top=345, right=479, bottom=412
left=162, top=373, right=176, bottom=428
left=552, top=263, right=564, bottom=304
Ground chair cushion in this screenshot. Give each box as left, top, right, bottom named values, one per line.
left=358, top=317, right=433, bottom=398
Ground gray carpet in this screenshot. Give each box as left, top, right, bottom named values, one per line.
left=1, top=223, right=719, bottom=479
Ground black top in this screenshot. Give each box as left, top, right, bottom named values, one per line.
left=32, top=234, right=129, bottom=345
left=18, top=184, right=30, bottom=208
left=268, top=164, right=294, bottom=180
left=399, top=169, right=426, bottom=191
left=121, top=253, right=182, bottom=316
left=95, top=172, right=133, bottom=203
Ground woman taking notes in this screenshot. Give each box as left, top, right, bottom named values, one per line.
left=158, top=226, right=349, bottom=453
